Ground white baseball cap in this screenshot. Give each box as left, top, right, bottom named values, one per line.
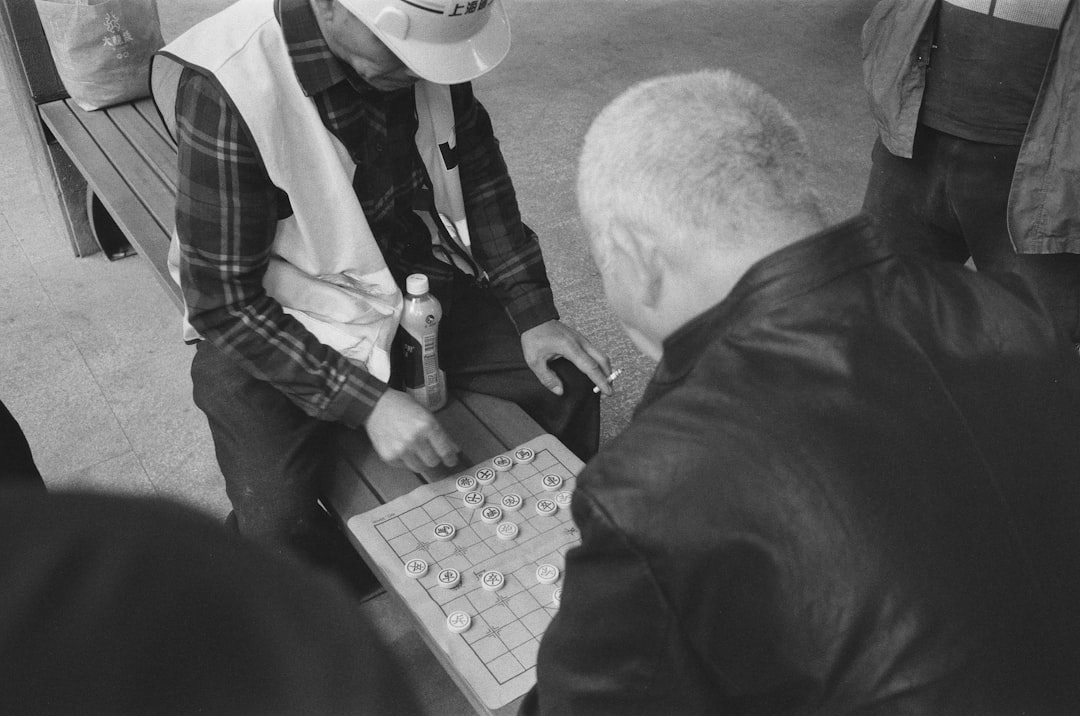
left=338, top=0, right=511, bottom=85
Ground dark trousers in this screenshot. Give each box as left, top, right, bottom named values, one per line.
left=0, top=399, right=45, bottom=490
left=438, top=279, right=600, bottom=462
left=191, top=280, right=599, bottom=573
left=863, top=126, right=1080, bottom=343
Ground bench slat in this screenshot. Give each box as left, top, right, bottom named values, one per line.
left=60, top=99, right=175, bottom=234
left=325, top=431, right=418, bottom=518
left=39, top=99, right=181, bottom=308
left=130, top=96, right=176, bottom=150
left=437, top=396, right=514, bottom=468
left=105, top=99, right=177, bottom=193
left=458, top=390, right=545, bottom=447
left=330, top=425, right=425, bottom=505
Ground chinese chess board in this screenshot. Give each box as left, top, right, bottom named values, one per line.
left=347, top=434, right=583, bottom=713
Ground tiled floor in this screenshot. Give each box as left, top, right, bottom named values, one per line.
left=0, top=65, right=228, bottom=516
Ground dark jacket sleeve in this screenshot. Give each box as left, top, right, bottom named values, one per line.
left=524, top=428, right=810, bottom=715
left=525, top=486, right=677, bottom=714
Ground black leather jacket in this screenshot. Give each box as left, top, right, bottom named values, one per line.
left=525, top=216, right=1080, bottom=714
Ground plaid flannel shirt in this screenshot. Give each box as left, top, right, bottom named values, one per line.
left=173, top=0, right=557, bottom=428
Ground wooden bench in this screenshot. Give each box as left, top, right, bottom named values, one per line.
left=39, top=96, right=180, bottom=294
left=1, top=0, right=160, bottom=263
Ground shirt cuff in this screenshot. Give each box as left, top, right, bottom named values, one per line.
left=506, top=292, right=560, bottom=334
left=322, top=366, right=390, bottom=429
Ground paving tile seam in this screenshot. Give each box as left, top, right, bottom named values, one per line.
left=1, top=196, right=152, bottom=487
left=60, top=450, right=160, bottom=487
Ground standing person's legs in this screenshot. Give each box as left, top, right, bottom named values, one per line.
left=943, top=140, right=1080, bottom=345
left=439, top=281, right=601, bottom=461
left=0, top=399, right=46, bottom=490
left=865, top=127, right=1080, bottom=343
left=862, top=128, right=970, bottom=263
left=190, top=341, right=377, bottom=596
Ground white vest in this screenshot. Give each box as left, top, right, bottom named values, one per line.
left=150, top=0, right=472, bottom=381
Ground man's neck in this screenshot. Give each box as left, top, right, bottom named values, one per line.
left=654, top=211, right=827, bottom=349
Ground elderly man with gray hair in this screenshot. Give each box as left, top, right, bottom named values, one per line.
left=523, top=70, right=1080, bottom=714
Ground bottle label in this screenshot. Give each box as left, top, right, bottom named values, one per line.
left=396, top=323, right=447, bottom=411
left=420, top=331, right=439, bottom=386
left=397, top=326, right=427, bottom=390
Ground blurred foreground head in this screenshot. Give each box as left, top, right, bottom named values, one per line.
left=578, top=69, right=825, bottom=360
left=0, top=490, right=416, bottom=715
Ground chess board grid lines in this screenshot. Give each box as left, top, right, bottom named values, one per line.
left=348, top=435, right=585, bottom=710
left=375, top=454, right=578, bottom=684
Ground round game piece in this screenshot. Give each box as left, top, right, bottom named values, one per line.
left=405, top=558, right=428, bottom=579
left=480, top=505, right=503, bottom=524
left=491, top=455, right=514, bottom=472
left=496, top=521, right=519, bottom=541
left=535, top=498, right=558, bottom=517
left=552, top=587, right=562, bottom=607
left=481, top=570, right=505, bottom=591
left=433, top=522, right=456, bottom=541
left=536, top=563, right=560, bottom=585
left=541, top=473, right=563, bottom=491
left=500, top=493, right=523, bottom=512
left=455, top=474, right=477, bottom=493
left=555, top=491, right=572, bottom=508
left=447, top=611, right=471, bottom=634
left=475, top=467, right=496, bottom=485
left=437, top=568, right=461, bottom=589
left=513, top=447, right=535, bottom=464
left=462, top=491, right=485, bottom=509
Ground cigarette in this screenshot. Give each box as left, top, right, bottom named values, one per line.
left=593, top=368, right=623, bottom=394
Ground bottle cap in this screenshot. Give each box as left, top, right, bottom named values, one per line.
left=405, top=274, right=429, bottom=296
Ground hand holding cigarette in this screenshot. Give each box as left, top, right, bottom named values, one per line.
left=593, top=368, right=624, bottom=394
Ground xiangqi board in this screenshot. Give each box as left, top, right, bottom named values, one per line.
left=347, top=433, right=583, bottom=713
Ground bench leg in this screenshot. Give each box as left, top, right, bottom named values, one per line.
left=42, top=137, right=99, bottom=258
left=86, top=189, right=135, bottom=261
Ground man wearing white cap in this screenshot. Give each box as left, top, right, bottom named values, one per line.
left=150, top=0, right=610, bottom=591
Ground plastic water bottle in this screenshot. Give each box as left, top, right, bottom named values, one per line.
left=397, top=273, right=447, bottom=411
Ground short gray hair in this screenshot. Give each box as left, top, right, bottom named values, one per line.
left=578, top=70, right=821, bottom=259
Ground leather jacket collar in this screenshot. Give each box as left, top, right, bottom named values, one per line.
left=650, top=215, right=886, bottom=394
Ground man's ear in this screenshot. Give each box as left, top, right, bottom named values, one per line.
left=608, top=218, right=663, bottom=309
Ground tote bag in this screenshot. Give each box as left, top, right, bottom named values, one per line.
left=34, top=0, right=164, bottom=111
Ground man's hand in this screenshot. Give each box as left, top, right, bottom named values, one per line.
left=365, top=389, right=459, bottom=472
left=521, top=320, right=613, bottom=396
